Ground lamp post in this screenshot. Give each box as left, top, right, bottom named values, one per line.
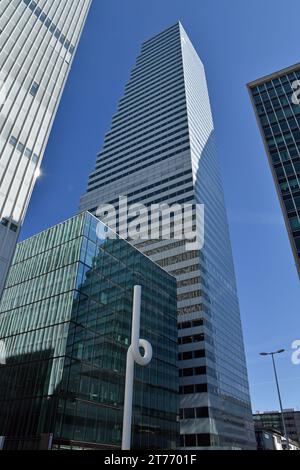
left=121, top=286, right=153, bottom=450
left=260, top=349, right=290, bottom=450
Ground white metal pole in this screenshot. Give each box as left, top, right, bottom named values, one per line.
left=271, top=353, right=290, bottom=450
left=121, top=286, right=153, bottom=450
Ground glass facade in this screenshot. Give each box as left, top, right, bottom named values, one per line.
left=79, top=23, right=256, bottom=449
left=254, top=410, right=300, bottom=444
left=0, top=0, right=92, bottom=295
left=0, top=212, right=178, bottom=450
left=248, top=66, right=300, bottom=278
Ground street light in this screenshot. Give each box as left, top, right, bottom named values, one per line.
left=259, top=349, right=289, bottom=450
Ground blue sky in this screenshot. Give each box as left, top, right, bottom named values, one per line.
left=21, top=0, right=300, bottom=413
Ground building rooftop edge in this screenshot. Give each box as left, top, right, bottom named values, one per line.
left=16, top=211, right=177, bottom=281
left=247, top=62, right=300, bottom=88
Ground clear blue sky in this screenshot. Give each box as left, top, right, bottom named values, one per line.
left=21, top=0, right=300, bottom=413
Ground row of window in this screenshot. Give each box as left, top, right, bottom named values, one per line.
left=90, top=143, right=191, bottom=190
left=22, top=0, right=75, bottom=54
left=284, top=195, right=300, bottom=212
left=104, top=100, right=187, bottom=143
left=275, top=161, right=300, bottom=179
left=180, top=407, right=209, bottom=420
left=251, top=72, right=300, bottom=95
left=177, top=276, right=208, bottom=289
left=264, top=115, right=300, bottom=137
left=178, top=333, right=204, bottom=345
left=90, top=195, right=195, bottom=232
left=272, top=150, right=298, bottom=166
left=170, top=263, right=206, bottom=278
left=178, top=318, right=210, bottom=330
left=9, top=135, right=39, bottom=164
left=95, top=124, right=189, bottom=170
left=178, top=290, right=211, bottom=303
left=264, top=123, right=299, bottom=141
left=102, top=110, right=187, bottom=154
left=280, top=178, right=299, bottom=194
left=140, top=25, right=179, bottom=56
left=144, top=239, right=189, bottom=257
left=132, top=45, right=182, bottom=81
left=180, top=433, right=212, bottom=448
left=177, top=304, right=211, bottom=317
left=88, top=168, right=192, bottom=214
left=257, top=95, right=291, bottom=115
left=126, top=59, right=184, bottom=103
left=267, top=129, right=300, bottom=146
left=114, top=77, right=185, bottom=122
left=254, top=83, right=294, bottom=104
left=93, top=129, right=189, bottom=181
left=178, top=349, right=216, bottom=363
left=135, top=37, right=181, bottom=69
left=261, top=106, right=300, bottom=130
left=157, top=249, right=202, bottom=268
left=289, top=216, right=300, bottom=231
left=126, top=60, right=184, bottom=100
left=0, top=218, right=18, bottom=233
left=118, top=74, right=185, bottom=118
left=267, top=132, right=300, bottom=151
left=122, top=56, right=183, bottom=104
left=179, top=366, right=217, bottom=379
left=111, top=88, right=186, bottom=128
left=179, top=383, right=219, bottom=396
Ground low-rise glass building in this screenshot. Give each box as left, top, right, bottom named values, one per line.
left=0, top=212, right=178, bottom=450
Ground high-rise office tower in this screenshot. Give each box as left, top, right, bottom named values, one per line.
left=0, top=0, right=92, bottom=295
left=248, top=65, right=300, bottom=278
left=80, top=23, right=256, bottom=449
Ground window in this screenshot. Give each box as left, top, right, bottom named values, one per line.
left=196, top=407, right=209, bottom=418
left=289, top=217, right=300, bottom=231
left=1, top=218, right=9, bottom=227
left=17, top=142, right=25, bottom=153
left=195, top=384, right=208, bottom=393
left=185, top=434, right=196, bottom=447
left=29, top=2, right=37, bottom=12
left=183, top=385, right=194, bottom=395
left=197, top=434, right=211, bottom=447
left=182, top=351, right=193, bottom=360
left=182, top=368, right=193, bottom=377
left=184, top=408, right=195, bottom=419
left=30, top=81, right=39, bottom=97
left=24, top=148, right=32, bottom=159
left=9, top=136, right=17, bottom=147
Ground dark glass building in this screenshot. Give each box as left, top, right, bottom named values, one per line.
left=248, top=64, right=300, bottom=278
left=0, top=212, right=178, bottom=450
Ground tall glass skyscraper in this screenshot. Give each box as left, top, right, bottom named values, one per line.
left=80, top=22, right=256, bottom=449
left=0, top=0, right=92, bottom=295
left=248, top=64, right=300, bottom=278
